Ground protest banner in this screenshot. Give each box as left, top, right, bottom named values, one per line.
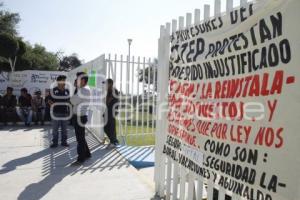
left=163, top=1, right=300, bottom=199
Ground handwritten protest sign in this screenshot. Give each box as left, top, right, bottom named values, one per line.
left=163, top=1, right=300, bottom=199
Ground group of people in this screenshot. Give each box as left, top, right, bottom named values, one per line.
left=50, top=73, right=120, bottom=165
left=0, top=87, right=50, bottom=126
left=0, top=72, right=120, bottom=165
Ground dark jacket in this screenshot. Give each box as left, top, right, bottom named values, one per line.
left=106, top=88, right=119, bottom=119
left=49, top=87, right=70, bottom=115
left=19, top=94, right=32, bottom=107
left=45, top=95, right=51, bottom=109
left=2, top=94, right=17, bottom=109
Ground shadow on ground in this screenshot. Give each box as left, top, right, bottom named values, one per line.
left=0, top=126, right=134, bottom=200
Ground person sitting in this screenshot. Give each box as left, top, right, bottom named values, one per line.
left=1, top=87, right=17, bottom=125
left=31, top=90, right=45, bottom=125
left=17, top=88, right=33, bottom=126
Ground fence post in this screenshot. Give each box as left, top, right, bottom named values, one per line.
left=241, top=0, right=248, bottom=7
left=194, top=9, right=200, bottom=24
left=154, top=25, right=166, bottom=198
left=204, top=4, right=211, bottom=20
left=226, top=0, right=234, bottom=13
left=214, top=0, right=221, bottom=16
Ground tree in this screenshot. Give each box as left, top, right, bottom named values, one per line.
left=0, top=33, right=19, bottom=71
left=17, top=38, right=26, bottom=55
left=0, top=33, right=29, bottom=71
left=0, top=56, right=10, bottom=71
left=0, top=2, right=20, bottom=35
left=138, top=58, right=158, bottom=92
left=0, top=3, right=25, bottom=71
left=0, top=2, right=77, bottom=72
left=19, top=44, right=59, bottom=71
left=59, top=53, right=82, bottom=71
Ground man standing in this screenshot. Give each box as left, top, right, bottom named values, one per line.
left=104, top=78, right=119, bottom=148
left=2, top=87, right=17, bottom=125
left=17, top=88, right=33, bottom=126
left=48, top=75, right=70, bottom=148
left=70, top=72, right=91, bottom=165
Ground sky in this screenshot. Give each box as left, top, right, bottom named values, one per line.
left=3, top=0, right=241, bottom=63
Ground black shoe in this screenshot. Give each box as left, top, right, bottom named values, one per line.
left=61, top=143, right=69, bottom=147
left=35, top=122, right=38, bottom=125
left=71, top=160, right=84, bottom=166
left=50, top=143, right=58, bottom=148
left=86, top=154, right=92, bottom=159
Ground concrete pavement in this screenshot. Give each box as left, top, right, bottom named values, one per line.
left=0, top=126, right=155, bottom=200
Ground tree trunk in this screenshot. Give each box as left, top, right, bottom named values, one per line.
left=8, top=58, right=13, bottom=72
left=8, top=57, right=17, bottom=72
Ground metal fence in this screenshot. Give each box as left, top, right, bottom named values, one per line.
left=105, top=54, right=157, bottom=146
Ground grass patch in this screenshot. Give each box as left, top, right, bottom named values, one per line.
left=116, top=120, right=156, bottom=146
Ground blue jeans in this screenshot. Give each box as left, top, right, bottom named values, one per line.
left=33, top=108, right=45, bottom=123
left=52, top=113, right=68, bottom=144
left=17, top=107, right=33, bottom=124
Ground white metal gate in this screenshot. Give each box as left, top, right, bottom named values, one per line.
left=105, top=54, right=157, bottom=146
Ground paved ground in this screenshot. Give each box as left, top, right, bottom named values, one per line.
left=0, top=126, right=155, bottom=200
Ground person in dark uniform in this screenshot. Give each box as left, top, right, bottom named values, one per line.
left=104, top=78, right=120, bottom=148
left=48, top=75, right=70, bottom=148
left=1, top=87, right=17, bottom=125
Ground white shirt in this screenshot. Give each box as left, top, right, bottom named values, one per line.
left=70, top=85, right=91, bottom=116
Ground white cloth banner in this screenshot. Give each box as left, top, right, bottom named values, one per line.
left=165, top=0, right=300, bottom=200
left=1, top=54, right=106, bottom=141
left=6, top=70, right=66, bottom=96
left=0, top=72, right=9, bottom=94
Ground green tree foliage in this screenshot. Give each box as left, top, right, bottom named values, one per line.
left=59, top=53, right=82, bottom=71
left=17, top=44, right=59, bottom=71
left=0, top=33, right=18, bottom=58
left=0, top=3, right=20, bottom=35
left=0, top=33, right=19, bottom=71
left=0, top=56, right=9, bottom=71
left=0, top=2, right=59, bottom=72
